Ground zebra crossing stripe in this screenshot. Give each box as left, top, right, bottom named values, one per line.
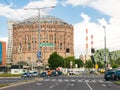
left=42, top=79, right=108, bottom=83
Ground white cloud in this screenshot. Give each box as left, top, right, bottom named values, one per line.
left=0, top=0, right=57, bottom=20
left=0, top=37, right=8, bottom=42
left=74, top=13, right=106, bottom=58
left=63, top=0, right=120, bottom=58
left=0, top=37, right=8, bottom=48
left=62, top=0, right=91, bottom=6
left=74, top=12, right=120, bottom=58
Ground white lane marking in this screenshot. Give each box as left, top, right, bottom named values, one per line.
left=98, top=80, right=104, bottom=83
left=85, top=81, right=93, bottom=90
left=36, top=83, right=42, bottom=85
left=71, top=79, right=75, bottom=82
left=51, top=79, right=56, bottom=81
left=101, top=84, right=106, bottom=86
left=65, top=79, right=69, bottom=82
left=49, top=85, right=54, bottom=88
left=71, top=83, right=74, bottom=86
left=91, top=80, right=96, bottom=82
left=58, top=79, right=62, bottom=82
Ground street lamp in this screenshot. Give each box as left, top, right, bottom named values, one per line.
left=103, top=26, right=107, bottom=70
left=24, top=6, right=55, bottom=65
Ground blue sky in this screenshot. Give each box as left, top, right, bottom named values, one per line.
left=0, top=0, right=120, bottom=58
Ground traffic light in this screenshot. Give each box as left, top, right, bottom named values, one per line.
left=91, top=55, right=95, bottom=65
left=91, top=48, right=95, bottom=53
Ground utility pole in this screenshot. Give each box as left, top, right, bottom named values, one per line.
left=103, top=26, right=107, bottom=71
left=24, top=6, right=55, bottom=67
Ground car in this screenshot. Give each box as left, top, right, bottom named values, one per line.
left=114, top=70, right=120, bottom=81
left=21, top=72, right=31, bottom=77
left=50, top=71, right=58, bottom=77
left=40, top=71, right=47, bottom=77
left=57, top=70, right=62, bottom=75
left=31, top=71, right=39, bottom=77
left=104, top=69, right=116, bottom=81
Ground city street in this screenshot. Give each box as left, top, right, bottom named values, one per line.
left=0, top=75, right=120, bottom=90
left=0, top=77, right=34, bottom=84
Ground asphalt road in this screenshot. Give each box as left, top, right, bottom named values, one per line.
left=0, top=77, right=34, bottom=84
left=0, top=75, right=120, bottom=90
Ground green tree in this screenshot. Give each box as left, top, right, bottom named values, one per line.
left=64, top=56, right=75, bottom=68
left=48, top=52, right=64, bottom=69
left=97, top=61, right=104, bottom=68
left=85, top=60, right=94, bottom=68
left=75, top=59, right=84, bottom=68
left=110, top=60, right=119, bottom=68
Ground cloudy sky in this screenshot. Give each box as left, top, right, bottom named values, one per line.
left=0, top=0, right=120, bottom=58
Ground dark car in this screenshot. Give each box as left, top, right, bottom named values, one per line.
left=104, top=69, right=116, bottom=81
left=40, top=72, right=47, bottom=77
left=21, top=72, right=31, bottom=77
left=50, top=71, right=58, bottom=77
left=114, top=70, right=120, bottom=81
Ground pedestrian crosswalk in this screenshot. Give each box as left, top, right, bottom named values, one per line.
left=42, top=78, right=112, bottom=83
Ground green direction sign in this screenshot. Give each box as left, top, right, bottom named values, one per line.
left=40, top=42, right=54, bottom=47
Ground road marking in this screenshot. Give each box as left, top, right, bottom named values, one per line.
left=65, top=79, right=69, bottom=82
left=36, top=83, right=42, bottom=85
left=101, top=84, right=106, bottom=86
left=85, top=81, right=93, bottom=90
left=49, top=85, right=54, bottom=88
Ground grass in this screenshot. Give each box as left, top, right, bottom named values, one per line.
left=114, top=80, right=120, bottom=85
left=0, top=84, right=9, bottom=87
left=0, top=73, right=21, bottom=77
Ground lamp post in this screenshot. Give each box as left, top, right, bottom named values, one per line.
left=24, top=6, right=55, bottom=65
left=103, top=26, right=107, bottom=70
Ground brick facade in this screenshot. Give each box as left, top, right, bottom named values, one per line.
left=12, top=16, right=74, bottom=65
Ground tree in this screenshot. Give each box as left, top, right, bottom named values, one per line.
left=110, top=60, right=119, bottom=68
left=64, top=56, right=75, bottom=68
left=48, top=52, right=64, bottom=69
left=85, top=60, right=94, bottom=68
left=97, top=61, right=104, bottom=68
left=75, top=59, right=84, bottom=68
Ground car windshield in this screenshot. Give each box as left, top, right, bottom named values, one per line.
left=105, top=70, right=116, bottom=74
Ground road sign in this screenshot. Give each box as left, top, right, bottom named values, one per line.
left=40, top=42, right=54, bottom=47
left=37, top=51, right=41, bottom=58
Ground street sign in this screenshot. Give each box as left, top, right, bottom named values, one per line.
left=37, top=51, right=41, bottom=58
left=40, top=42, right=54, bottom=47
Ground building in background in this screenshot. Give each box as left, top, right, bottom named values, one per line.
left=12, top=16, right=74, bottom=66
left=0, top=41, right=6, bottom=66
left=7, top=20, right=19, bottom=65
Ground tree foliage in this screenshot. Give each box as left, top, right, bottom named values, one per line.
left=48, top=52, right=64, bottom=69
left=75, top=59, right=84, bottom=68
left=64, top=56, right=75, bottom=68
left=85, top=60, right=94, bottom=68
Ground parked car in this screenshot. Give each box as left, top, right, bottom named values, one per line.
left=31, top=71, right=38, bottom=77
left=50, top=71, right=58, bottom=77
left=40, top=71, right=47, bottom=77
left=21, top=72, right=31, bottom=77
left=104, top=69, right=116, bottom=81
left=114, top=70, right=120, bottom=81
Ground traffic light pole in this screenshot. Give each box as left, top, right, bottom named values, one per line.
left=103, top=26, right=107, bottom=71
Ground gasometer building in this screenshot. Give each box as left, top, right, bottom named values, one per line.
left=12, top=16, right=74, bottom=66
